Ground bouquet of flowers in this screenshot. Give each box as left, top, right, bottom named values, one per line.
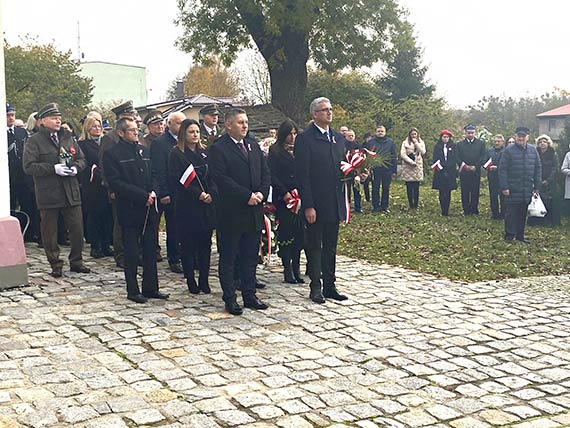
left=340, top=148, right=389, bottom=186
left=59, top=145, right=76, bottom=167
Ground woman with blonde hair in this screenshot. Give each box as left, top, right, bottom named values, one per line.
left=78, top=116, right=113, bottom=257
left=400, top=127, right=426, bottom=209
left=529, top=134, right=560, bottom=226
left=168, top=119, right=217, bottom=294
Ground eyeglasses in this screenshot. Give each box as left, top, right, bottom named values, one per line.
left=315, top=108, right=333, bottom=113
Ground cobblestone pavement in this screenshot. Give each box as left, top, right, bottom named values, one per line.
left=0, top=240, right=570, bottom=428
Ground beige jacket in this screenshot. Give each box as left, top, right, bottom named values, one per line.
left=400, top=138, right=426, bottom=182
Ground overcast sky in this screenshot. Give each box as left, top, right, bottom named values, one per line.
left=3, top=0, right=569, bottom=109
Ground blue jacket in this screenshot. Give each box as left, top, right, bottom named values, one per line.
left=363, top=136, right=397, bottom=174
left=498, top=143, right=541, bottom=205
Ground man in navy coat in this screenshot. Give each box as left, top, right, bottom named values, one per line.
left=295, top=97, right=348, bottom=304
left=209, top=108, right=271, bottom=315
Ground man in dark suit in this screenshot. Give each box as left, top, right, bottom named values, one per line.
left=295, top=97, right=348, bottom=304
left=7, top=103, right=38, bottom=242
left=150, top=111, right=185, bottom=273
left=209, top=108, right=270, bottom=315
left=456, top=124, right=486, bottom=215
left=199, top=104, right=221, bottom=147
left=103, top=117, right=169, bottom=303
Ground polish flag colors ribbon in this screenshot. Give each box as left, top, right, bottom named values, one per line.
left=263, top=214, right=272, bottom=263
left=431, top=160, right=443, bottom=171
left=90, top=164, right=98, bottom=182
left=483, top=158, right=493, bottom=170
left=458, top=161, right=468, bottom=173
left=340, top=150, right=366, bottom=175
left=286, top=188, right=301, bottom=214
left=180, top=164, right=196, bottom=188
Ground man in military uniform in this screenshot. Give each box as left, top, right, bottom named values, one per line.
left=142, top=110, right=165, bottom=149
left=99, top=100, right=141, bottom=268
left=199, top=104, right=221, bottom=146
left=456, top=124, right=487, bottom=215
left=23, top=103, right=90, bottom=277
left=7, top=103, right=38, bottom=242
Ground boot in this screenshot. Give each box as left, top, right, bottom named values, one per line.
left=198, top=271, right=211, bottom=294
left=323, top=284, right=348, bottom=301
left=309, top=282, right=325, bottom=304
left=187, top=277, right=200, bottom=294
left=279, top=247, right=296, bottom=284
left=90, top=246, right=104, bottom=259
left=291, top=251, right=305, bottom=283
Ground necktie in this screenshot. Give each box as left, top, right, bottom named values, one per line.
left=8, top=128, right=14, bottom=136
left=210, top=129, right=215, bottom=136
left=324, top=130, right=331, bottom=142
left=237, top=141, right=248, bottom=159
left=51, top=134, right=59, bottom=144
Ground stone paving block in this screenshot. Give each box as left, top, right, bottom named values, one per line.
left=214, top=409, right=256, bottom=426
left=178, top=413, right=222, bottom=428
left=57, top=405, right=99, bottom=423
left=395, top=410, right=437, bottom=426
left=479, top=409, right=521, bottom=425
left=449, top=417, right=491, bottom=428
left=251, top=404, right=285, bottom=419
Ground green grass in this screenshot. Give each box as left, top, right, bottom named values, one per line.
left=339, top=180, right=570, bottom=282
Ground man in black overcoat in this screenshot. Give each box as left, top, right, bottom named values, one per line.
left=7, top=103, right=38, bottom=242
left=150, top=111, right=185, bottom=273
left=294, top=97, right=348, bottom=304
left=208, top=108, right=270, bottom=315
left=456, top=124, right=487, bottom=215
left=103, top=117, right=169, bottom=303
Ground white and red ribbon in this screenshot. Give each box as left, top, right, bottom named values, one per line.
left=483, top=158, right=493, bottom=170
left=90, top=164, right=98, bottom=182
left=431, top=160, right=443, bottom=171
left=263, top=214, right=272, bottom=263
left=344, top=183, right=351, bottom=224
left=340, top=151, right=366, bottom=175
left=458, top=161, right=468, bottom=173
left=286, top=188, right=301, bottom=214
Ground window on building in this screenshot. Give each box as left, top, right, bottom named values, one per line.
left=549, top=119, right=556, bottom=132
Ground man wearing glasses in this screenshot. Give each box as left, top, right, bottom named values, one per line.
left=295, top=97, right=348, bottom=304
left=103, top=117, right=168, bottom=303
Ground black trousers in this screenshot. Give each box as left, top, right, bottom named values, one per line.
left=504, top=202, right=528, bottom=241
left=10, top=182, right=39, bottom=241
left=405, top=181, right=420, bottom=208
left=438, top=190, right=452, bottom=216
left=217, top=229, right=260, bottom=303
left=305, top=220, right=339, bottom=288
left=180, top=228, right=212, bottom=280
left=488, top=171, right=504, bottom=218
left=372, top=170, right=392, bottom=211
left=460, top=172, right=481, bottom=214
left=87, top=204, right=113, bottom=251
left=122, top=223, right=158, bottom=297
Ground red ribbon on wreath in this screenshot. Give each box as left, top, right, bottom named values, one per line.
left=286, top=188, right=301, bottom=214
left=340, top=150, right=366, bottom=175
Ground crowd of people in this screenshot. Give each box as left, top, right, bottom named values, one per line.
left=7, top=97, right=569, bottom=314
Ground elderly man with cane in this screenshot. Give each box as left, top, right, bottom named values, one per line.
left=103, top=117, right=169, bottom=303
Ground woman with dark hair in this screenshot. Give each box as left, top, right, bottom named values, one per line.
left=168, top=119, right=217, bottom=294
left=432, top=130, right=458, bottom=216
left=79, top=116, right=113, bottom=258
left=529, top=134, right=560, bottom=226
left=268, top=120, right=304, bottom=283
left=401, top=127, right=426, bottom=209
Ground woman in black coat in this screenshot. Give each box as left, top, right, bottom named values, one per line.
left=268, top=120, right=305, bottom=283
left=168, top=119, right=216, bottom=294
left=529, top=134, right=560, bottom=226
left=78, top=116, right=113, bottom=258
left=431, top=129, right=458, bottom=216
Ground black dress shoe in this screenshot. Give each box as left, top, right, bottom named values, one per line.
left=127, top=294, right=148, bottom=304
left=102, top=247, right=114, bottom=257
left=50, top=267, right=63, bottom=278
left=70, top=264, right=91, bottom=273
left=244, top=297, right=268, bottom=310
left=255, top=280, right=266, bottom=289
left=143, top=291, right=169, bottom=299
left=199, top=277, right=211, bottom=294
left=225, top=300, right=243, bottom=316
left=170, top=262, right=184, bottom=274
left=323, top=285, right=348, bottom=301
left=187, top=279, right=200, bottom=294
left=309, top=284, right=326, bottom=304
